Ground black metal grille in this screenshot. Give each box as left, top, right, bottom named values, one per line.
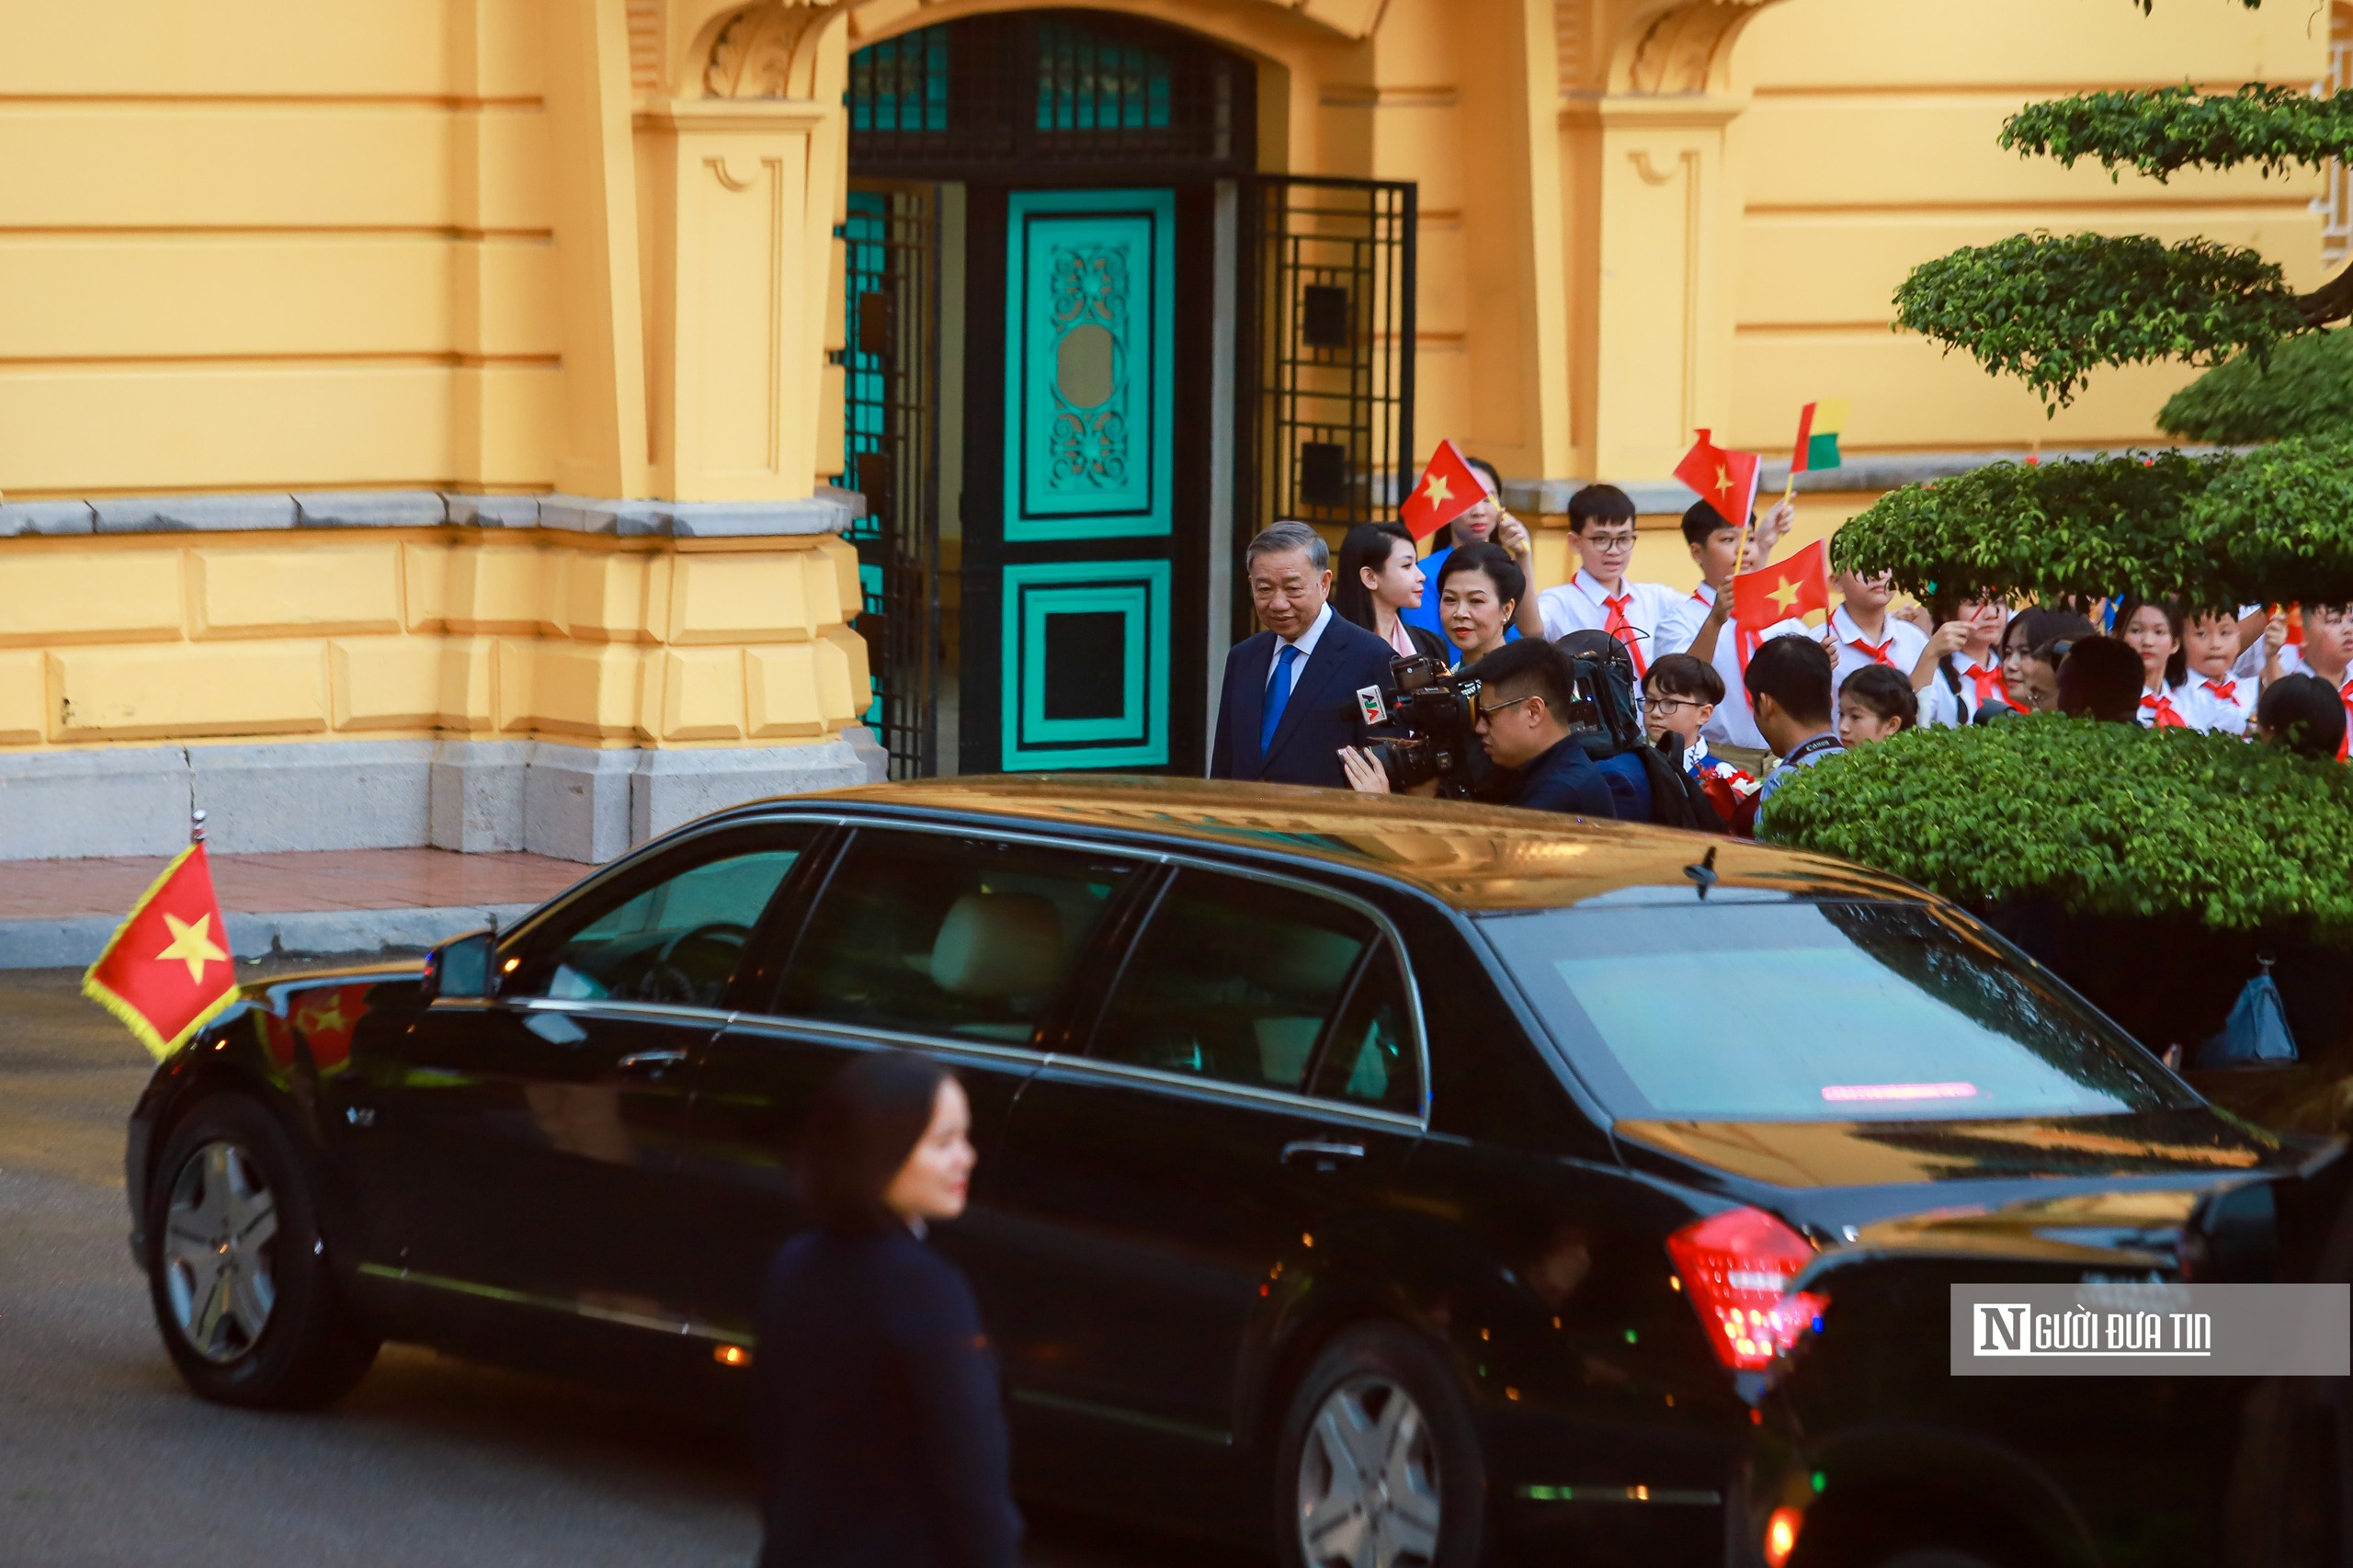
left=848, top=11, right=1250, bottom=179
left=1236, top=177, right=1417, bottom=627
left=839, top=187, right=938, bottom=780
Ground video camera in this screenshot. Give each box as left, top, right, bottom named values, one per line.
left=1362, top=648, right=1620, bottom=795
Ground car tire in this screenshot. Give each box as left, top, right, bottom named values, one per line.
left=2225, top=1184, right=2353, bottom=1568
left=1273, top=1322, right=1485, bottom=1568
left=144, top=1095, right=380, bottom=1409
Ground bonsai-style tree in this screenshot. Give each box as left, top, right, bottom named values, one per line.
left=1836, top=0, right=2353, bottom=609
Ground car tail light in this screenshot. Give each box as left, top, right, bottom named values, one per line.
left=1763, top=1505, right=1803, bottom=1567
left=1665, top=1206, right=1826, bottom=1372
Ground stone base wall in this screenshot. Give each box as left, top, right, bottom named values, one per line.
left=0, top=733, right=886, bottom=864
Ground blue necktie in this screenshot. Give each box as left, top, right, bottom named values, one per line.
left=1261, top=643, right=1302, bottom=756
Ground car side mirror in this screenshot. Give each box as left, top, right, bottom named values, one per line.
left=424, top=929, right=496, bottom=1002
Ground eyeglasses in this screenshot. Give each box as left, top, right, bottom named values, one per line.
left=1477, top=692, right=1540, bottom=722
left=1647, top=695, right=1704, bottom=715
left=1583, top=532, right=1637, bottom=551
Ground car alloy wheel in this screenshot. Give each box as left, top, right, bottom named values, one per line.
left=1297, top=1374, right=1443, bottom=1568
left=161, top=1139, right=279, bottom=1363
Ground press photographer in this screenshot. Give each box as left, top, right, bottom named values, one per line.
left=1339, top=639, right=1616, bottom=818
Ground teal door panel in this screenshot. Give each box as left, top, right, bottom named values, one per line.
left=1000, top=560, right=1171, bottom=770
left=1002, top=188, right=1175, bottom=542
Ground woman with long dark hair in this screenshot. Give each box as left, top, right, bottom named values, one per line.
left=754, top=1052, right=1018, bottom=1568
left=1334, top=522, right=1449, bottom=663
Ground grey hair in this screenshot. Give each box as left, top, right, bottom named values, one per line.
left=1245, top=520, right=1328, bottom=574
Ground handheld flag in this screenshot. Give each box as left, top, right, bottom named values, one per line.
left=1732, top=538, right=1832, bottom=631
left=83, top=839, right=240, bottom=1062
left=1790, top=400, right=1847, bottom=476
left=1400, top=439, right=1494, bottom=541
left=1674, top=430, right=1762, bottom=528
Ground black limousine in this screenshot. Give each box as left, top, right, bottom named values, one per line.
left=126, top=778, right=2342, bottom=1568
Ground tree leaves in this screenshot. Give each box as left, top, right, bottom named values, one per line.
left=2004, top=85, right=2353, bottom=181
left=2160, top=327, right=2353, bottom=442
left=1894, top=233, right=2301, bottom=409
left=1831, top=440, right=2353, bottom=608
left=1761, top=719, right=2353, bottom=937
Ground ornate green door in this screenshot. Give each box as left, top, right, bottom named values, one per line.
left=962, top=186, right=1201, bottom=776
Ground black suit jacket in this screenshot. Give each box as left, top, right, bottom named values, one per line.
left=1210, top=611, right=1396, bottom=790
left=754, top=1225, right=1020, bottom=1568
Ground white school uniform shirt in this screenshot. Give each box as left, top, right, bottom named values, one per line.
left=1655, top=584, right=1812, bottom=752
left=2177, top=671, right=2254, bottom=735
left=2136, top=682, right=2192, bottom=730
left=1915, top=653, right=2016, bottom=729
left=1827, top=606, right=1929, bottom=726
left=1536, top=570, right=1684, bottom=676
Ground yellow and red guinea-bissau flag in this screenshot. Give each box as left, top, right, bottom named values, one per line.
left=83, top=841, right=239, bottom=1062
left=1399, top=438, right=1495, bottom=541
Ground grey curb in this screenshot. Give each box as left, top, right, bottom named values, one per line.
left=93, top=494, right=298, bottom=532
left=293, top=490, right=449, bottom=528
left=0, top=903, right=541, bottom=971
left=0, top=500, right=97, bottom=537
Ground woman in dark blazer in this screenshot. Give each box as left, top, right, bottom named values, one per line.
left=1335, top=522, right=1451, bottom=665
left=753, top=1052, right=1019, bottom=1568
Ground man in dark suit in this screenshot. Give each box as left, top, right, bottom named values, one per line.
left=1211, top=521, right=1398, bottom=790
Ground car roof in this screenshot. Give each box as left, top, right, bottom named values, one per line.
left=727, top=775, right=1924, bottom=914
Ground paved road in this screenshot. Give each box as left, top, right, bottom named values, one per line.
left=0, top=966, right=1189, bottom=1568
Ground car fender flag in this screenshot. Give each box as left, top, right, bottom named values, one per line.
left=1400, top=438, right=1495, bottom=540
left=1732, top=538, right=1832, bottom=631
left=1674, top=430, right=1761, bottom=528
left=83, top=838, right=239, bottom=1062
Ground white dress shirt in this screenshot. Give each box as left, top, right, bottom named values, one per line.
left=1536, top=569, right=1683, bottom=672
left=1829, top=605, right=1930, bottom=716
left=1915, top=654, right=2015, bottom=729
left=2178, top=671, right=2255, bottom=735
left=1655, top=584, right=1812, bottom=752
left=1267, top=603, right=1334, bottom=702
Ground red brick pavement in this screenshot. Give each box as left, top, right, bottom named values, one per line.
left=0, top=849, right=587, bottom=920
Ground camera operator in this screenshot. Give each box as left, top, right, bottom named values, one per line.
left=1340, top=639, right=1615, bottom=817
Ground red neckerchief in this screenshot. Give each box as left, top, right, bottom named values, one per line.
left=2200, top=676, right=2240, bottom=706
left=2141, top=690, right=2188, bottom=730
left=1963, top=658, right=2009, bottom=710
left=1600, top=592, right=1649, bottom=676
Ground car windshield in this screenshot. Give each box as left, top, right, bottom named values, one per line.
left=1480, top=901, right=2187, bottom=1122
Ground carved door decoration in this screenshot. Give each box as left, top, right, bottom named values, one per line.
left=991, top=187, right=1178, bottom=772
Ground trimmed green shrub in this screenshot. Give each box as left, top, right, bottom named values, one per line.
left=1758, top=717, right=2353, bottom=937
left=1828, top=437, right=2353, bottom=608
left=2161, top=326, right=2353, bottom=443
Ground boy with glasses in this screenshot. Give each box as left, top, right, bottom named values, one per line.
left=1535, top=483, right=1680, bottom=676
left=1642, top=653, right=1759, bottom=830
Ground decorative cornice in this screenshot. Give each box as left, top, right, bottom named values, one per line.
left=703, top=0, right=846, bottom=100
left=1624, top=0, right=1777, bottom=95
left=636, top=97, right=834, bottom=132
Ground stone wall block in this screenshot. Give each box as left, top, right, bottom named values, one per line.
left=0, top=501, right=96, bottom=537
left=51, top=643, right=329, bottom=740
left=93, top=494, right=297, bottom=533
left=745, top=643, right=825, bottom=737
left=658, top=648, right=746, bottom=741
left=0, top=652, right=43, bottom=744
left=330, top=637, right=443, bottom=730
left=524, top=742, right=635, bottom=862
left=428, top=738, right=530, bottom=852
left=668, top=551, right=813, bottom=644
left=628, top=741, right=870, bottom=847
left=0, top=550, right=183, bottom=645
left=293, top=490, right=447, bottom=528
left=0, top=746, right=192, bottom=859
left=192, top=544, right=404, bottom=639
left=191, top=739, right=434, bottom=852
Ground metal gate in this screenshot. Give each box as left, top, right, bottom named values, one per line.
left=840, top=186, right=938, bottom=780
left=1234, top=176, right=1416, bottom=634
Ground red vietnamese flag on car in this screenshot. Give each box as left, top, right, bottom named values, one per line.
left=1731, top=538, right=1832, bottom=631
left=1398, top=438, right=1494, bottom=540
left=83, top=840, right=240, bottom=1062
left=1674, top=429, right=1761, bottom=527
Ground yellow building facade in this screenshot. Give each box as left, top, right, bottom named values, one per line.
left=0, top=0, right=2322, bottom=858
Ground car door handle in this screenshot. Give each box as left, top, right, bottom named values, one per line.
left=616, top=1049, right=688, bottom=1074
left=1281, top=1141, right=1365, bottom=1166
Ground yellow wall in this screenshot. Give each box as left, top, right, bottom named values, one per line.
left=0, top=527, right=870, bottom=754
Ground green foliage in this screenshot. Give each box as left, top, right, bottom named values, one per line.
left=2160, top=327, right=2353, bottom=442
left=1830, top=439, right=2353, bottom=608
left=1760, top=718, right=2353, bottom=937
left=1827, top=449, right=2229, bottom=606
left=1894, top=233, right=2301, bottom=409
left=2004, top=85, right=2353, bottom=181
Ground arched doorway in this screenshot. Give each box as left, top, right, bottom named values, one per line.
left=840, top=10, right=1413, bottom=778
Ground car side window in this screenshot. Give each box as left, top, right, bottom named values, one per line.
left=513, top=833, right=814, bottom=1008
left=773, top=831, right=1140, bottom=1046
left=1092, top=870, right=1377, bottom=1093
left=1308, top=941, right=1422, bottom=1116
